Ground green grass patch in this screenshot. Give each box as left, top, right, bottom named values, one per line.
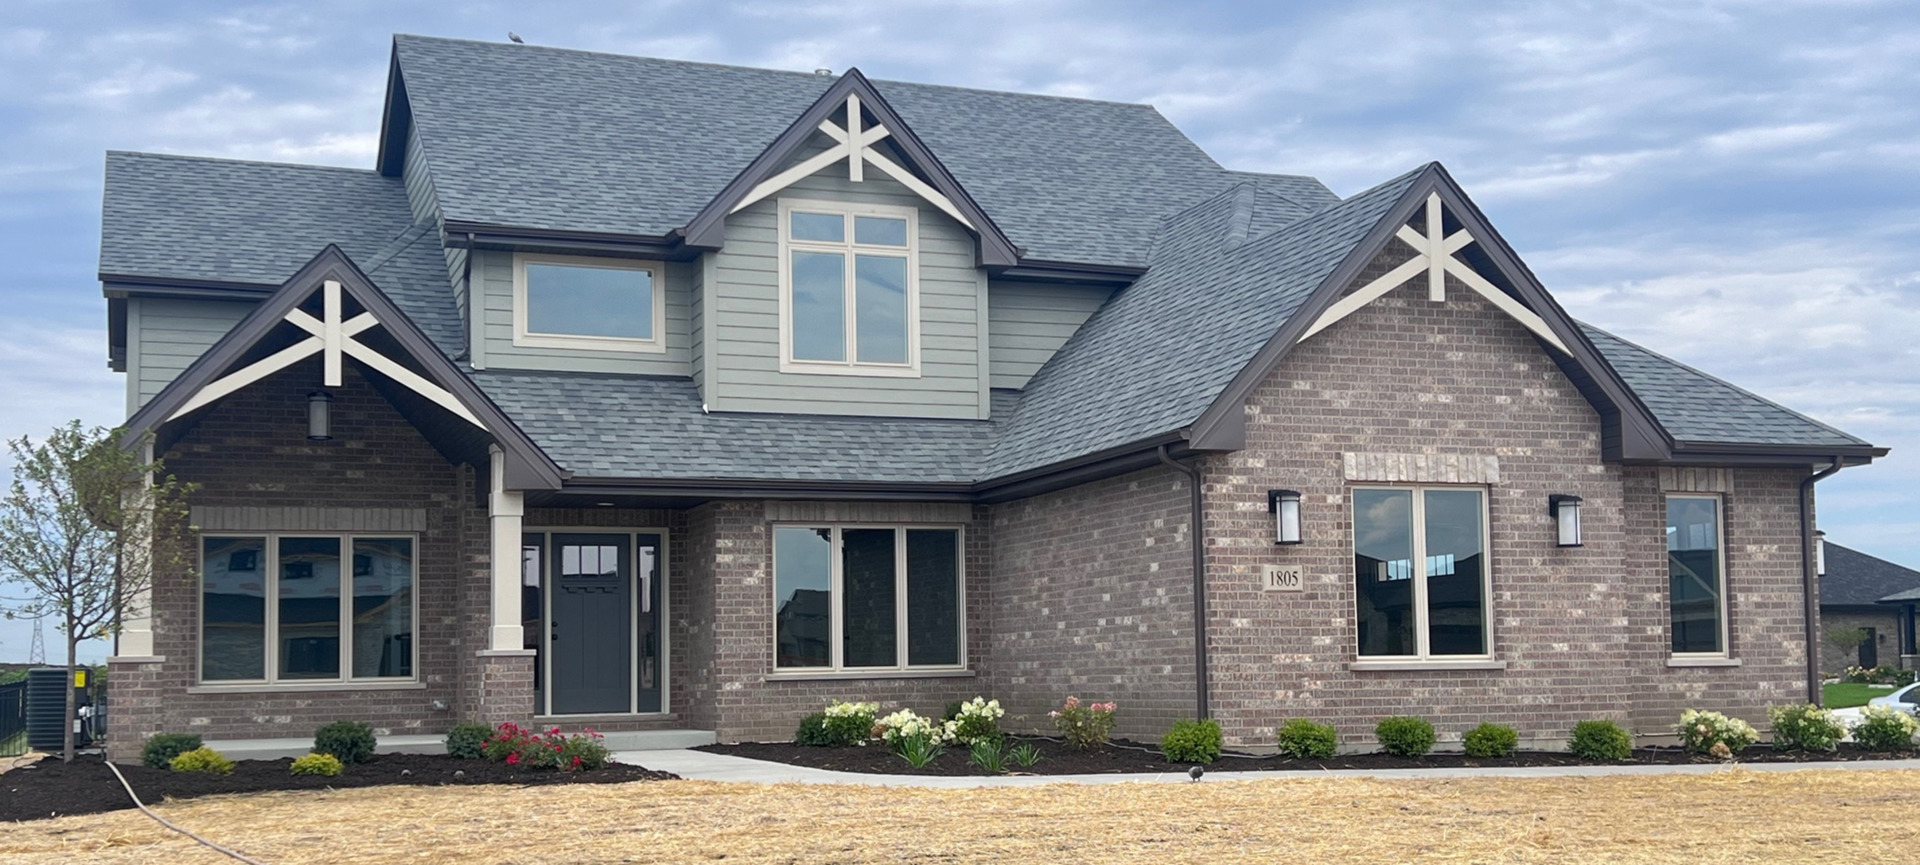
left=1823, top=682, right=1890, bottom=709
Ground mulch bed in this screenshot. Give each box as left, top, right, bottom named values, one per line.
left=0, top=752, right=676, bottom=823
left=697, top=737, right=1920, bottom=776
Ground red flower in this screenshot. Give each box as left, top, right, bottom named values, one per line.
left=571, top=756, right=583, bottom=769
left=506, top=752, right=520, bottom=765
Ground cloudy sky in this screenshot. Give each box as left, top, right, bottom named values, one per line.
left=2, top=0, right=1916, bottom=661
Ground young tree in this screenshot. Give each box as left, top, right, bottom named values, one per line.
left=0, top=421, right=193, bottom=761
left=1825, top=625, right=1870, bottom=666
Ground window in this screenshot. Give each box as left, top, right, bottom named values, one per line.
left=200, top=534, right=415, bottom=684
left=512, top=253, right=666, bottom=352
left=1667, top=495, right=1726, bottom=655
left=777, top=199, right=918, bottom=374
left=773, top=525, right=962, bottom=671
left=1353, top=487, right=1490, bottom=658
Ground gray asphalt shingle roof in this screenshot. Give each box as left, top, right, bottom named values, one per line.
left=1818, top=542, right=1920, bottom=606
left=391, top=35, right=1331, bottom=267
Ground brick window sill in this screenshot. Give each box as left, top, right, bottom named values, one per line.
left=1347, top=659, right=1508, bottom=672
left=1666, top=656, right=1742, bottom=668
left=763, top=669, right=976, bottom=682
left=187, top=680, right=428, bottom=695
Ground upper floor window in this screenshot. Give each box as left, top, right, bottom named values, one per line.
left=1667, top=495, right=1726, bottom=656
left=513, top=253, right=666, bottom=353
left=778, top=199, right=919, bottom=375
left=1353, top=486, right=1491, bottom=659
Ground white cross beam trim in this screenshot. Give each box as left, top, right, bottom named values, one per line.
left=167, top=280, right=489, bottom=429
left=730, top=94, right=974, bottom=230
left=1301, top=193, right=1570, bottom=354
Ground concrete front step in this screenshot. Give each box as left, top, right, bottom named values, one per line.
left=204, top=729, right=716, bottom=761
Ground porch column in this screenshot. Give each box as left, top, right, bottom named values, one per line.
left=115, top=439, right=158, bottom=658
left=488, top=446, right=524, bottom=652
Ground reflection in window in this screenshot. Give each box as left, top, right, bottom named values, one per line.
left=201, top=537, right=266, bottom=681
left=278, top=537, right=341, bottom=679
left=782, top=204, right=915, bottom=368
left=524, top=262, right=656, bottom=341
left=841, top=529, right=898, bottom=667
left=351, top=538, right=414, bottom=678
left=1354, top=489, right=1415, bottom=656
left=775, top=528, right=833, bottom=668
left=773, top=526, right=963, bottom=670
left=197, top=534, right=418, bottom=684
left=1668, top=497, right=1724, bottom=654
left=1353, top=487, right=1489, bottom=658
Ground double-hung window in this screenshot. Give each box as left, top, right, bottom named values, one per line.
left=512, top=253, right=666, bottom=353
left=200, top=534, right=416, bottom=684
left=1667, top=495, right=1727, bottom=656
left=772, top=525, right=962, bottom=672
left=778, top=199, right=918, bottom=375
left=1352, top=487, right=1492, bottom=659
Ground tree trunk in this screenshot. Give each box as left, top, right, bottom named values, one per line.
left=63, top=624, right=77, bottom=763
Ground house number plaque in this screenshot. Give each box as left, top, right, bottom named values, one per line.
left=1262, top=564, right=1304, bottom=592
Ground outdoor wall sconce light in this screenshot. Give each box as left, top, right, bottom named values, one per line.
left=1815, top=529, right=1827, bottom=576
left=1269, top=489, right=1303, bottom=545
left=1549, top=494, right=1582, bottom=547
left=307, top=390, right=334, bottom=441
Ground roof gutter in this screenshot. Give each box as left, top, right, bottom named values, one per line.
left=1800, top=457, right=1846, bottom=705
left=1157, top=444, right=1209, bottom=722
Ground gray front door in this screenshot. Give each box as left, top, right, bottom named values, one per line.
left=550, top=534, right=632, bottom=714
left=1860, top=627, right=1879, bottom=668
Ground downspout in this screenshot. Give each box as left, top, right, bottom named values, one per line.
left=1157, top=444, right=1209, bottom=721
left=1799, top=457, right=1845, bottom=704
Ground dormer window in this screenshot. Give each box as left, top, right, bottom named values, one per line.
left=512, top=253, right=666, bottom=353
left=778, top=198, right=919, bottom=376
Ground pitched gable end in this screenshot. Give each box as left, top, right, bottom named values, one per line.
left=1188, top=163, right=1673, bottom=462
left=681, top=69, right=1020, bottom=267
left=124, top=245, right=564, bottom=489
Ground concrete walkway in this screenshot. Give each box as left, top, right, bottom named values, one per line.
left=616, top=748, right=1920, bottom=788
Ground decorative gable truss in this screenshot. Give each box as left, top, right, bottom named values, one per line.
left=1299, top=192, right=1570, bottom=354
left=683, top=70, right=1020, bottom=267
left=125, top=245, right=563, bottom=489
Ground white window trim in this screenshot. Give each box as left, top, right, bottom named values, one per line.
left=196, top=532, right=420, bottom=687
left=1666, top=493, right=1732, bottom=660
left=771, top=523, right=966, bottom=674
left=1350, top=485, right=1496, bottom=662
left=776, top=198, right=922, bottom=377
left=511, top=252, right=668, bottom=353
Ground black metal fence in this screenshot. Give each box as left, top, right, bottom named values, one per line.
left=0, top=680, right=25, bottom=757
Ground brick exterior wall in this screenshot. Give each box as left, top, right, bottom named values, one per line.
left=113, top=358, right=486, bottom=757
left=1818, top=609, right=1903, bottom=673
left=987, top=467, right=1198, bottom=740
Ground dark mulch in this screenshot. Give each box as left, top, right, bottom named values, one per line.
left=0, top=752, right=676, bottom=823
left=697, top=737, right=1920, bottom=776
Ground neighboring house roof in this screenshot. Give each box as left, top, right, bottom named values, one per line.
left=1818, top=542, right=1920, bottom=607
left=1881, top=586, right=1920, bottom=604
left=385, top=35, right=1331, bottom=267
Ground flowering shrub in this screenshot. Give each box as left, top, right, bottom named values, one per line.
left=821, top=701, right=880, bottom=747
left=1676, top=710, right=1757, bottom=756
left=876, top=708, right=951, bottom=767
left=1768, top=704, right=1844, bottom=752
left=291, top=752, right=344, bottom=777
left=948, top=697, right=1005, bottom=746
left=1049, top=697, right=1117, bottom=749
left=1843, top=665, right=1917, bottom=686
left=481, top=722, right=611, bottom=771
left=1852, top=705, right=1920, bottom=752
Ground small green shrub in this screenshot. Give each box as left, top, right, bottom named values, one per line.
left=820, top=701, right=880, bottom=747
left=290, top=752, right=343, bottom=777
left=1462, top=723, right=1519, bottom=758
left=1676, top=709, right=1757, bottom=755
left=1161, top=718, right=1223, bottom=764
left=170, top=746, right=235, bottom=775
left=314, top=721, right=377, bottom=764
left=1768, top=704, right=1844, bottom=752
left=445, top=722, right=493, bottom=760
left=1568, top=720, right=1632, bottom=761
left=1008, top=742, right=1043, bottom=768
left=1374, top=716, right=1436, bottom=757
left=1852, top=706, right=1920, bottom=752
left=968, top=738, right=1008, bottom=773
left=141, top=733, right=203, bottom=770
left=1275, top=719, right=1338, bottom=759
left=795, top=712, right=835, bottom=747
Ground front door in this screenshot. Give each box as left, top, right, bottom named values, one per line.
left=538, top=532, right=665, bottom=715
left=1860, top=627, right=1879, bottom=669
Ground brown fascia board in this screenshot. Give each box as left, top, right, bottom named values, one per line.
left=102, top=275, right=278, bottom=300
left=447, top=222, right=693, bottom=260
left=1655, top=441, right=1886, bottom=466
left=562, top=476, right=976, bottom=503
left=1185, top=163, right=1676, bottom=463
left=374, top=48, right=409, bottom=178
left=994, top=259, right=1146, bottom=286
left=680, top=68, right=1019, bottom=268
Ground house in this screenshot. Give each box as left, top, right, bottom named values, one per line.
left=1817, top=540, right=1920, bottom=671
left=98, top=35, right=1886, bottom=758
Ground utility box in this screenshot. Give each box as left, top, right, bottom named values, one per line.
left=25, top=667, right=91, bottom=752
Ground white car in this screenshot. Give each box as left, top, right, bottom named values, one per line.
left=1867, top=682, right=1920, bottom=714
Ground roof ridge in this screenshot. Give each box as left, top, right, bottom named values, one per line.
left=107, top=150, right=379, bottom=175
left=1222, top=164, right=1428, bottom=261
left=391, top=33, right=1168, bottom=111
left=1578, top=322, right=1870, bottom=446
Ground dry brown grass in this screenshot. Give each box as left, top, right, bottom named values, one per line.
left=3, top=768, right=1917, bottom=864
